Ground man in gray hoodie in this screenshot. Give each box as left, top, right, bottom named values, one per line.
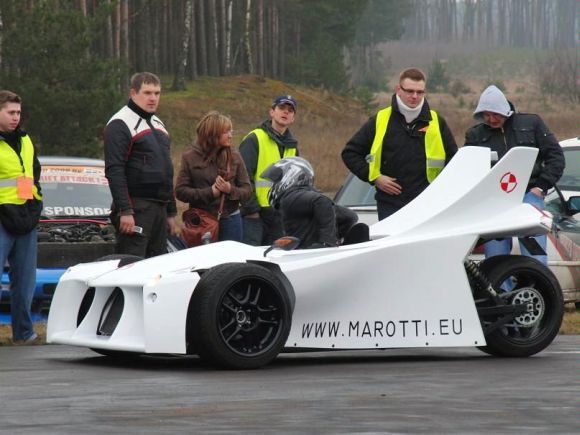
left=464, top=85, right=565, bottom=265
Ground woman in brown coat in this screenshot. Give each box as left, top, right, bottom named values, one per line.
left=175, top=111, right=251, bottom=242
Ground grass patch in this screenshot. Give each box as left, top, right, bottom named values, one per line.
left=560, top=305, right=580, bottom=335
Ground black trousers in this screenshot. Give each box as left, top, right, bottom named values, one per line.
left=112, top=198, right=168, bottom=258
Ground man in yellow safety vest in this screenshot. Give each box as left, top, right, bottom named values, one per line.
left=239, top=95, right=299, bottom=245
left=342, top=68, right=458, bottom=220
left=0, top=90, right=43, bottom=344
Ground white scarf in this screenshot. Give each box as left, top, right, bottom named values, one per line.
left=396, top=94, right=424, bottom=124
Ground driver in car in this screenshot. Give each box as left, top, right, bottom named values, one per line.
left=262, top=157, right=357, bottom=249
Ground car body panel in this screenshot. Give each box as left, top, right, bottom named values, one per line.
left=48, top=147, right=550, bottom=355
left=335, top=138, right=580, bottom=304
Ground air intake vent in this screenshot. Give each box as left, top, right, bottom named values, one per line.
left=97, top=288, right=124, bottom=336
left=76, top=287, right=95, bottom=326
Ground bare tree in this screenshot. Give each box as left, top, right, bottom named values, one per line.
left=196, top=0, right=208, bottom=75
left=271, top=3, right=280, bottom=77
left=172, top=0, right=193, bottom=90
left=256, top=0, right=264, bottom=75
left=244, top=0, right=253, bottom=74
left=77, top=0, right=87, bottom=17
left=120, top=0, right=129, bottom=92
left=0, top=7, right=3, bottom=67
left=555, top=0, right=577, bottom=48
left=206, top=0, right=219, bottom=75
left=224, top=0, right=233, bottom=74
left=188, top=0, right=198, bottom=79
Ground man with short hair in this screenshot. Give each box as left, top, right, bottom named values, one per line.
left=464, top=85, right=564, bottom=265
left=342, top=68, right=458, bottom=220
left=104, top=72, right=177, bottom=258
left=0, top=90, right=43, bottom=343
left=240, top=95, right=299, bottom=245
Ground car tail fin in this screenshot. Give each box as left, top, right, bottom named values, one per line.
left=370, top=146, right=539, bottom=239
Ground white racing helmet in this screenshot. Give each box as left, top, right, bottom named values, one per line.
left=261, top=157, right=315, bottom=207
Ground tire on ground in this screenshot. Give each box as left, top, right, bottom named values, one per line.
left=477, top=255, right=563, bottom=357
left=188, top=262, right=292, bottom=369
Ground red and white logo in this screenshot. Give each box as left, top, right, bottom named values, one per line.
left=500, top=172, right=517, bottom=193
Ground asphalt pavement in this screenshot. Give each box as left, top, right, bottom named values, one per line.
left=0, top=336, right=578, bottom=434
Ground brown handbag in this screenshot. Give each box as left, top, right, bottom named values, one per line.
left=181, top=148, right=230, bottom=247
left=181, top=195, right=225, bottom=247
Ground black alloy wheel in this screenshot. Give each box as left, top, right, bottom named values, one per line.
left=188, top=263, right=292, bottom=369
left=475, top=255, right=564, bottom=357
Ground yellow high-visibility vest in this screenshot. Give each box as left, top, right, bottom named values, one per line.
left=0, top=134, right=42, bottom=204
left=249, top=128, right=297, bottom=207
left=368, top=107, right=446, bottom=183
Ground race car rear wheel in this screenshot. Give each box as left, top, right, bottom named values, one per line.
left=188, top=263, right=292, bottom=369
left=476, top=255, right=563, bottom=357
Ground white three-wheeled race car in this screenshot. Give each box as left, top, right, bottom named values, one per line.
left=47, top=146, right=564, bottom=369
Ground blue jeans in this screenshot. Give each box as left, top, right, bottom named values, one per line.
left=0, top=224, right=37, bottom=341
left=219, top=211, right=243, bottom=242
left=484, top=191, right=547, bottom=265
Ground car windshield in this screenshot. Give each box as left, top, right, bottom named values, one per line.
left=557, top=146, right=580, bottom=192
left=40, top=165, right=112, bottom=217
left=334, top=174, right=376, bottom=207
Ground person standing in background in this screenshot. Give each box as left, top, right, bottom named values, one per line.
left=104, top=72, right=177, bottom=258
left=342, top=68, right=457, bottom=220
left=464, top=85, right=564, bottom=265
left=175, top=111, right=251, bottom=242
left=239, top=95, right=299, bottom=246
left=0, top=90, right=43, bottom=344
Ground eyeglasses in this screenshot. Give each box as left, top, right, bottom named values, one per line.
left=399, top=85, right=426, bottom=96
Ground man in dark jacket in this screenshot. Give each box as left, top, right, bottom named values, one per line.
left=342, top=68, right=458, bottom=220
left=0, top=90, right=43, bottom=343
left=239, top=95, right=299, bottom=246
left=464, top=85, right=565, bottom=265
left=104, top=72, right=177, bottom=258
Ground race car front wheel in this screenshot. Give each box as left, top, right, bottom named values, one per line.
left=476, top=255, right=563, bottom=357
left=188, top=263, right=292, bottom=369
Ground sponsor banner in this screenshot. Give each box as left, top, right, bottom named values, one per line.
left=42, top=206, right=111, bottom=217
left=41, top=166, right=108, bottom=185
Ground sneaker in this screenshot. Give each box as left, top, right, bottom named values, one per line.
left=13, top=333, right=43, bottom=346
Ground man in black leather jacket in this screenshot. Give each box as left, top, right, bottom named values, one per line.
left=104, top=72, right=177, bottom=258
left=464, top=85, right=565, bottom=265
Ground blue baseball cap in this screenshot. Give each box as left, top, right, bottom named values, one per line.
left=272, top=95, right=297, bottom=111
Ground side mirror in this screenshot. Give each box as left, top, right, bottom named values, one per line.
left=566, top=196, right=580, bottom=215
left=263, top=236, right=300, bottom=257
